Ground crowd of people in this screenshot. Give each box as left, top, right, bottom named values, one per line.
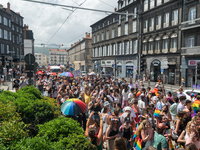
left=35, top=71, right=200, bottom=150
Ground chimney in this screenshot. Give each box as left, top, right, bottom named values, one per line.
left=71, top=44, right=73, bottom=47
left=88, top=33, right=91, bottom=37
left=85, top=32, right=88, bottom=38
left=0, top=4, right=3, bottom=9
left=114, top=7, right=117, bottom=12
left=79, top=39, right=81, bottom=42
left=6, top=2, right=10, bottom=13
left=82, top=37, right=84, bottom=40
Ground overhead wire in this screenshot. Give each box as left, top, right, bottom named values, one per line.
left=46, top=0, right=88, bottom=43
left=98, top=0, right=115, bottom=8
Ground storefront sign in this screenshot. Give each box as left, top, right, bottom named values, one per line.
left=101, top=60, right=114, bottom=66
left=188, top=60, right=200, bottom=66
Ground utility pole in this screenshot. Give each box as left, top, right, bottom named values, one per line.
left=19, top=42, right=22, bottom=75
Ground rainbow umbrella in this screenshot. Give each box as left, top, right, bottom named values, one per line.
left=60, top=72, right=74, bottom=78
left=37, top=71, right=43, bottom=75
left=61, top=99, right=86, bottom=116
left=89, top=71, right=96, bottom=76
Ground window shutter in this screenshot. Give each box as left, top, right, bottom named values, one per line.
left=127, top=41, right=129, bottom=54
left=130, top=41, right=132, bottom=54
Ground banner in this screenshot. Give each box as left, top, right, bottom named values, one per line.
left=73, top=70, right=81, bottom=78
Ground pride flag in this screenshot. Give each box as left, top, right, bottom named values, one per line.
left=169, top=136, right=174, bottom=150
left=154, top=108, right=161, bottom=117
left=193, top=100, right=200, bottom=114
left=136, top=91, right=141, bottom=98
left=134, top=136, right=142, bottom=150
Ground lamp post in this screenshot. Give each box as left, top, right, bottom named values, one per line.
left=9, top=51, right=15, bottom=89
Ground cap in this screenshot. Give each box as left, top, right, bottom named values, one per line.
left=125, top=117, right=131, bottom=123
left=104, top=101, right=110, bottom=107
left=123, top=106, right=132, bottom=112
left=157, top=123, right=168, bottom=130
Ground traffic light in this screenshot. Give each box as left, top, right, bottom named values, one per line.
left=140, top=54, right=146, bottom=72
left=2, top=56, right=5, bottom=66
left=197, top=62, right=200, bottom=74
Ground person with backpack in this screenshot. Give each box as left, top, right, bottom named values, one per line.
left=119, top=116, right=133, bottom=150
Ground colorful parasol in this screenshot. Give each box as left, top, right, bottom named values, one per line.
left=89, top=71, right=96, bottom=76
left=60, top=72, right=74, bottom=78
left=37, top=71, right=43, bottom=75
left=61, top=98, right=86, bottom=116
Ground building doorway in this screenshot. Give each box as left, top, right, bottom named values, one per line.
left=150, top=59, right=161, bottom=82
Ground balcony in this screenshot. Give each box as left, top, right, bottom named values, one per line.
left=163, top=22, right=169, bottom=28
left=149, top=27, right=154, bottom=32
left=148, top=50, right=153, bottom=54
left=170, top=48, right=177, bottom=53
left=181, top=18, right=200, bottom=30
left=172, top=20, right=178, bottom=26
left=162, top=49, right=168, bottom=53
left=142, top=51, right=147, bottom=55
left=155, top=49, right=160, bottom=54
left=156, top=25, right=161, bottom=30
left=181, top=46, right=200, bottom=55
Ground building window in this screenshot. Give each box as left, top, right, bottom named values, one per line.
left=163, top=40, right=168, bottom=50
left=107, top=20, right=109, bottom=25
left=4, top=30, right=7, bottom=40
left=144, top=0, right=148, bottom=11
left=150, top=18, right=154, bottom=30
left=143, top=43, right=147, bottom=52
left=102, top=33, right=104, bottom=41
left=133, top=21, right=136, bottom=32
left=117, top=43, right=121, bottom=55
left=98, top=25, right=100, bottom=29
left=155, top=41, right=160, bottom=50
left=0, top=29, right=2, bottom=38
left=9, top=20, right=11, bottom=27
left=133, top=7, right=137, bottom=18
left=144, top=20, right=148, bottom=33
left=113, top=17, right=115, bottom=23
left=7, top=45, right=9, bottom=54
left=125, top=23, right=128, bottom=35
left=157, top=0, right=161, bottom=6
left=118, top=26, right=121, bottom=37
left=189, top=7, right=196, bottom=22
left=1, top=44, right=4, bottom=53
left=125, top=12, right=128, bottom=22
left=97, top=34, right=99, bottom=42
left=157, top=15, right=161, bottom=25
left=187, top=37, right=194, bottom=47
left=3, top=17, right=8, bottom=26
left=133, top=40, right=138, bottom=53
left=164, top=13, right=169, bottom=28
left=149, top=42, right=153, bottom=51
left=124, top=41, right=128, bottom=54
left=106, top=31, right=109, bottom=40
left=93, top=36, right=96, bottom=43
left=112, top=29, right=115, bottom=38
left=103, top=23, right=104, bottom=27
left=172, top=10, right=178, bottom=25
left=118, top=15, right=121, bottom=24
left=150, top=0, right=154, bottom=9
left=9, top=32, right=11, bottom=41
left=0, top=15, right=2, bottom=23
left=171, top=38, right=177, bottom=48
left=12, top=25, right=14, bottom=30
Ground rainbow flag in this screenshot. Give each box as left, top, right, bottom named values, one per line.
left=134, top=136, right=142, bottom=150
left=154, top=108, right=161, bottom=117
left=166, top=129, right=171, bottom=134
left=193, top=100, right=200, bottom=114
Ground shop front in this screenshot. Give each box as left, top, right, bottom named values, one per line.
left=150, top=59, right=161, bottom=82
left=101, top=60, right=114, bottom=76
left=126, top=61, right=134, bottom=78
left=117, top=62, right=122, bottom=77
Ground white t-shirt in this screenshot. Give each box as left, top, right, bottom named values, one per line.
left=177, top=103, right=185, bottom=113
left=138, top=100, right=145, bottom=114
left=151, top=96, right=158, bottom=107
left=122, top=89, right=129, bottom=101
left=177, top=92, right=185, bottom=98
left=128, top=92, right=133, bottom=100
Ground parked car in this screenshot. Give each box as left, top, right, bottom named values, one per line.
left=81, top=71, right=87, bottom=76
left=183, top=89, right=200, bottom=100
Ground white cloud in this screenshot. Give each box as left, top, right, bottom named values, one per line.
left=0, top=0, right=117, bottom=47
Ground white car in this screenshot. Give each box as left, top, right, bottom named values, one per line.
left=183, top=89, right=200, bottom=100
left=81, top=71, right=87, bottom=76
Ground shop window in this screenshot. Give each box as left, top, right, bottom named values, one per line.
left=117, top=66, right=122, bottom=77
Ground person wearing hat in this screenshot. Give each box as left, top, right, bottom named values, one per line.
left=152, top=123, right=169, bottom=150
left=119, top=116, right=133, bottom=150
left=190, top=93, right=196, bottom=102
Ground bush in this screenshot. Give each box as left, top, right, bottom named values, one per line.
left=17, top=85, right=42, bottom=99
left=0, top=102, right=29, bottom=148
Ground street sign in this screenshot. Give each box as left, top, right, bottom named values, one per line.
left=112, top=64, right=115, bottom=67
left=25, top=64, right=34, bottom=70
left=24, top=53, right=35, bottom=64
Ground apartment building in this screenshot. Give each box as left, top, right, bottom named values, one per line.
left=181, top=0, right=200, bottom=87
left=67, top=32, right=92, bottom=72
left=24, top=24, right=34, bottom=55
left=91, top=0, right=139, bottom=78
left=35, top=53, right=48, bottom=66
left=140, top=0, right=182, bottom=85
left=49, top=49, right=68, bottom=66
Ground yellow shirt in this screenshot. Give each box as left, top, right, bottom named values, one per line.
left=84, top=94, right=91, bottom=105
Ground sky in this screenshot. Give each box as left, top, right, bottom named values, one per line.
left=0, top=0, right=117, bottom=48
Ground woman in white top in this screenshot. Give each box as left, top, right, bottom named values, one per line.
left=113, top=89, right=121, bottom=104
left=122, top=85, right=129, bottom=108
left=178, top=121, right=198, bottom=147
